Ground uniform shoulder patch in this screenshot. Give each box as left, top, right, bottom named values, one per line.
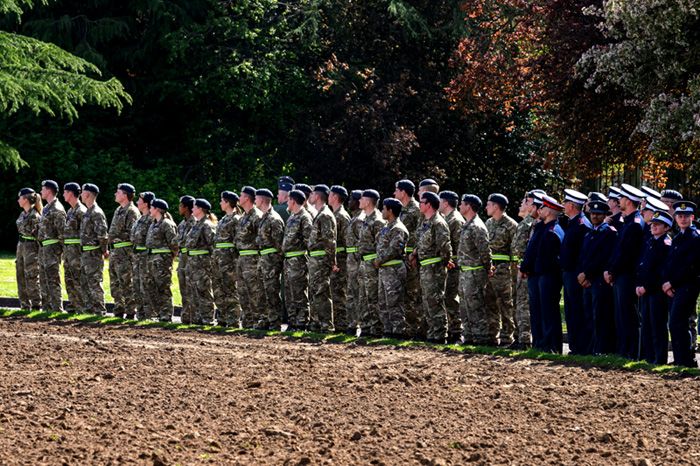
left=664, top=237, right=672, bottom=246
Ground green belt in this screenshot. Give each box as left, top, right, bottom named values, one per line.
left=285, top=250, right=306, bottom=258
left=135, top=245, right=148, bottom=252
left=41, top=239, right=60, bottom=246
left=419, top=257, right=443, bottom=266
left=309, top=250, right=327, bottom=257
left=336, top=247, right=346, bottom=253
left=405, top=247, right=414, bottom=253
left=346, top=247, right=358, bottom=253
left=180, top=247, right=188, bottom=253
left=511, top=255, right=520, bottom=262
left=63, top=238, right=80, bottom=245
left=112, top=241, right=133, bottom=249
left=362, top=253, right=378, bottom=261
left=260, top=247, right=279, bottom=255
left=215, top=242, right=235, bottom=249
left=461, top=265, right=484, bottom=272
left=381, top=259, right=403, bottom=267
left=188, top=249, right=210, bottom=256
left=20, top=235, right=36, bottom=241
left=81, top=245, right=101, bottom=252
left=239, top=249, right=259, bottom=256
left=150, top=248, right=171, bottom=254
left=492, top=254, right=511, bottom=261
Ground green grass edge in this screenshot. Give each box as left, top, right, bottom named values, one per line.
left=2, top=307, right=698, bottom=378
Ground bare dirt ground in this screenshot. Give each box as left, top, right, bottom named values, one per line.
left=0, top=318, right=699, bottom=465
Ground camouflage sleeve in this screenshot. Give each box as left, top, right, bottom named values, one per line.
left=472, top=225, right=492, bottom=267
left=436, top=222, right=452, bottom=262
left=387, top=227, right=407, bottom=262
left=53, top=209, right=67, bottom=240
left=203, top=222, right=216, bottom=249
left=165, top=221, right=178, bottom=251
left=321, top=215, right=336, bottom=256
left=29, top=213, right=40, bottom=237
left=301, top=214, right=312, bottom=245
left=506, top=221, right=517, bottom=255
left=271, top=217, right=285, bottom=250
left=126, top=208, right=139, bottom=233
left=96, top=213, right=109, bottom=251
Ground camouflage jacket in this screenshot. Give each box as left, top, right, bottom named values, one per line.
left=334, top=205, right=352, bottom=250
left=282, top=209, right=312, bottom=253
left=235, top=206, right=262, bottom=251
left=376, top=218, right=408, bottom=265
left=512, top=214, right=536, bottom=262
left=485, top=213, right=517, bottom=258
left=130, top=213, right=153, bottom=249
left=145, top=217, right=178, bottom=251
left=38, top=198, right=66, bottom=242
left=357, top=209, right=386, bottom=256
left=458, top=215, right=492, bottom=268
left=80, top=203, right=109, bottom=250
left=16, top=209, right=40, bottom=242
left=215, top=212, right=239, bottom=244
left=184, top=217, right=216, bottom=251
left=176, top=215, right=196, bottom=250
left=345, top=209, right=365, bottom=250
left=415, top=213, right=452, bottom=264
left=257, top=208, right=285, bottom=250
left=109, top=203, right=140, bottom=243
left=64, top=202, right=87, bottom=241
left=308, top=204, right=337, bottom=256
left=399, top=198, right=421, bottom=250
left=444, top=209, right=465, bottom=261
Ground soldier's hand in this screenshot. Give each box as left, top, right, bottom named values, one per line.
left=373, top=259, right=380, bottom=269
left=582, top=279, right=591, bottom=288
left=408, top=254, right=417, bottom=269
left=603, top=271, right=613, bottom=285
left=636, top=286, right=646, bottom=297
left=577, top=272, right=586, bottom=285
left=519, top=271, right=527, bottom=279
left=662, top=281, right=674, bottom=297
left=447, top=260, right=456, bottom=270
left=488, top=266, right=495, bottom=278
left=103, top=250, right=110, bottom=259
left=332, top=264, right=340, bottom=273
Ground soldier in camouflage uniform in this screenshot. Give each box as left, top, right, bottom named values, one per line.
left=176, top=196, right=196, bottom=323
left=294, top=184, right=317, bottom=219
left=38, top=180, right=66, bottom=312
left=329, top=185, right=351, bottom=332
left=214, top=191, right=242, bottom=327
left=344, top=190, right=365, bottom=334
left=79, top=184, right=108, bottom=315
left=282, top=190, right=312, bottom=329
left=439, top=191, right=466, bottom=342
left=184, top=198, right=216, bottom=325
left=131, top=191, right=155, bottom=320
left=255, top=189, right=285, bottom=329
left=374, top=198, right=409, bottom=337
left=145, top=199, right=178, bottom=321
left=357, top=189, right=386, bottom=337
left=274, top=176, right=294, bottom=223
left=62, top=183, right=86, bottom=312
left=457, top=195, right=496, bottom=345
left=485, top=193, right=518, bottom=345
left=16, top=188, right=42, bottom=311
left=394, top=179, right=422, bottom=337
left=236, top=186, right=265, bottom=328
left=409, top=192, right=452, bottom=343
left=108, top=183, right=140, bottom=318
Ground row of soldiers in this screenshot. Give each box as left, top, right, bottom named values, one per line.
left=14, top=178, right=700, bottom=366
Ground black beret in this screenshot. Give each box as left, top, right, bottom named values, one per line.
left=351, top=189, right=363, bottom=200
left=661, top=189, right=683, bottom=201
left=383, top=197, right=402, bottom=212
left=63, top=182, right=81, bottom=195
left=117, top=183, right=135, bottom=195
left=279, top=175, right=295, bottom=185
left=140, top=191, right=156, bottom=205
left=294, top=183, right=312, bottom=195
left=151, top=198, right=169, bottom=210
left=395, top=179, right=415, bottom=194
left=41, top=180, right=59, bottom=191
left=330, top=185, right=348, bottom=199
left=255, top=189, right=273, bottom=199
left=82, top=183, right=99, bottom=194
left=488, top=193, right=508, bottom=208
left=461, top=194, right=482, bottom=209
left=179, top=195, right=195, bottom=209
left=18, top=187, right=35, bottom=197
left=421, top=191, right=439, bottom=203
left=278, top=182, right=293, bottom=192
left=439, top=191, right=459, bottom=202
left=419, top=178, right=438, bottom=187
left=289, top=189, right=306, bottom=204
left=221, top=191, right=240, bottom=203
left=194, top=198, right=211, bottom=210
left=241, top=186, right=256, bottom=198
left=314, top=184, right=330, bottom=195
left=362, top=189, right=380, bottom=200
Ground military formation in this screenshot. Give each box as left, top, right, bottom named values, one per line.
left=13, top=178, right=700, bottom=367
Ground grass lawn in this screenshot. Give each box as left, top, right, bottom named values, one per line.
left=0, top=253, right=182, bottom=306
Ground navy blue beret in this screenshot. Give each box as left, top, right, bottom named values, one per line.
left=351, top=189, right=363, bottom=200
left=41, top=180, right=59, bottom=191
left=294, top=183, right=312, bottom=195
left=221, top=190, right=240, bottom=203
left=314, top=184, right=330, bottom=195
left=395, top=179, right=415, bottom=194
left=18, top=187, right=35, bottom=197
left=439, top=191, right=459, bottom=202
left=82, top=183, right=99, bottom=194
left=330, top=185, right=348, bottom=198
left=63, top=182, right=81, bottom=195
left=152, top=199, right=169, bottom=210
left=255, top=189, right=273, bottom=199
left=419, top=179, right=438, bottom=187
left=278, top=182, right=293, bottom=192
left=383, top=198, right=402, bottom=212
left=362, top=189, right=380, bottom=200
left=179, top=195, right=195, bottom=209
left=488, top=193, right=508, bottom=208
left=279, top=176, right=295, bottom=185
left=289, top=189, right=306, bottom=204
left=421, top=191, right=439, bottom=204
left=140, top=191, right=156, bottom=205
left=117, top=183, right=135, bottom=195
left=461, top=194, right=482, bottom=209
left=194, top=198, right=211, bottom=210
left=241, top=186, right=256, bottom=198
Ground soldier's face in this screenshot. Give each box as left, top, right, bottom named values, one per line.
left=589, top=212, right=605, bottom=225
left=62, top=191, right=72, bottom=203
left=308, top=192, right=317, bottom=205
left=675, top=213, right=693, bottom=229
left=149, top=206, right=158, bottom=217
left=179, top=204, right=187, bottom=216
left=278, top=190, right=288, bottom=204
left=192, top=205, right=203, bottom=220
left=650, top=221, right=669, bottom=237
left=17, top=196, right=26, bottom=208
left=485, top=201, right=497, bottom=217
left=40, top=186, right=52, bottom=200
left=459, top=202, right=469, bottom=217
left=81, top=191, right=91, bottom=204
left=115, top=190, right=126, bottom=203
left=607, top=198, right=619, bottom=210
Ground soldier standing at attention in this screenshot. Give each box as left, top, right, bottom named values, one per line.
left=344, top=190, right=365, bottom=334
left=131, top=191, right=155, bottom=320
left=62, top=183, right=86, bottom=313
left=307, top=184, right=337, bottom=332
left=38, top=180, right=66, bottom=312
left=108, top=183, right=140, bottom=319
left=410, top=192, right=452, bottom=343
left=145, top=199, right=178, bottom=321
left=16, top=188, right=42, bottom=311
left=294, top=183, right=317, bottom=219
left=214, top=191, right=242, bottom=327
left=457, top=194, right=494, bottom=345
left=274, top=176, right=294, bottom=223
left=329, top=185, right=352, bottom=332
left=236, top=186, right=265, bottom=328
left=659, top=189, right=683, bottom=216
left=184, top=198, right=217, bottom=325
left=484, top=193, right=518, bottom=346
left=560, top=189, right=592, bottom=355
left=79, top=183, right=108, bottom=315
left=374, top=198, right=409, bottom=338
left=282, top=189, right=312, bottom=330
left=606, top=187, right=624, bottom=231
left=357, top=189, right=386, bottom=337
left=176, top=196, right=196, bottom=323
left=438, top=190, right=465, bottom=342
left=255, top=188, right=285, bottom=329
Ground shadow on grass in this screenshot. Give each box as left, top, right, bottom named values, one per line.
left=2, top=307, right=698, bottom=378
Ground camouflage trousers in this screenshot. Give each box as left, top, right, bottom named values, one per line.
left=258, top=252, right=283, bottom=329
left=358, top=260, right=382, bottom=336
left=133, top=251, right=154, bottom=320
left=177, top=254, right=193, bottom=322
left=80, top=249, right=106, bottom=315
left=16, top=242, right=41, bottom=310
left=237, top=255, right=264, bottom=328
left=284, top=255, right=309, bottom=328
left=445, top=268, right=461, bottom=338
left=214, top=250, right=241, bottom=326
left=460, top=267, right=498, bottom=345
left=184, top=255, right=215, bottom=325
left=39, top=243, right=63, bottom=312
left=308, top=255, right=334, bottom=331
left=331, top=252, right=348, bottom=330
left=404, top=262, right=424, bottom=338
left=514, top=274, right=532, bottom=344
left=378, top=263, right=407, bottom=335
left=420, top=263, right=448, bottom=341
left=345, top=254, right=361, bottom=330
left=147, top=254, right=174, bottom=321
left=485, top=262, right=516, bottom=344
left=63, top=243, right=83, bottom=312
left=109, top=247, right=136, bottom=317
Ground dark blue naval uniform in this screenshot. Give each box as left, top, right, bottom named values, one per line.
left=663, top=227, right=700, bottom=367
left=606, top=211, right=645, bottom=359
left=578, top=222, right=617, bottom=355
left=521, top=220, right=545, bottom=349
left=608, top=211, right=624, bottom=233
left=560, top=211, right=592, bottom=354
left=636, top=233, right=671, bottom=365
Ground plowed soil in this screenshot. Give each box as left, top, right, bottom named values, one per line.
left=0, top=318, right=699, bottom=465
